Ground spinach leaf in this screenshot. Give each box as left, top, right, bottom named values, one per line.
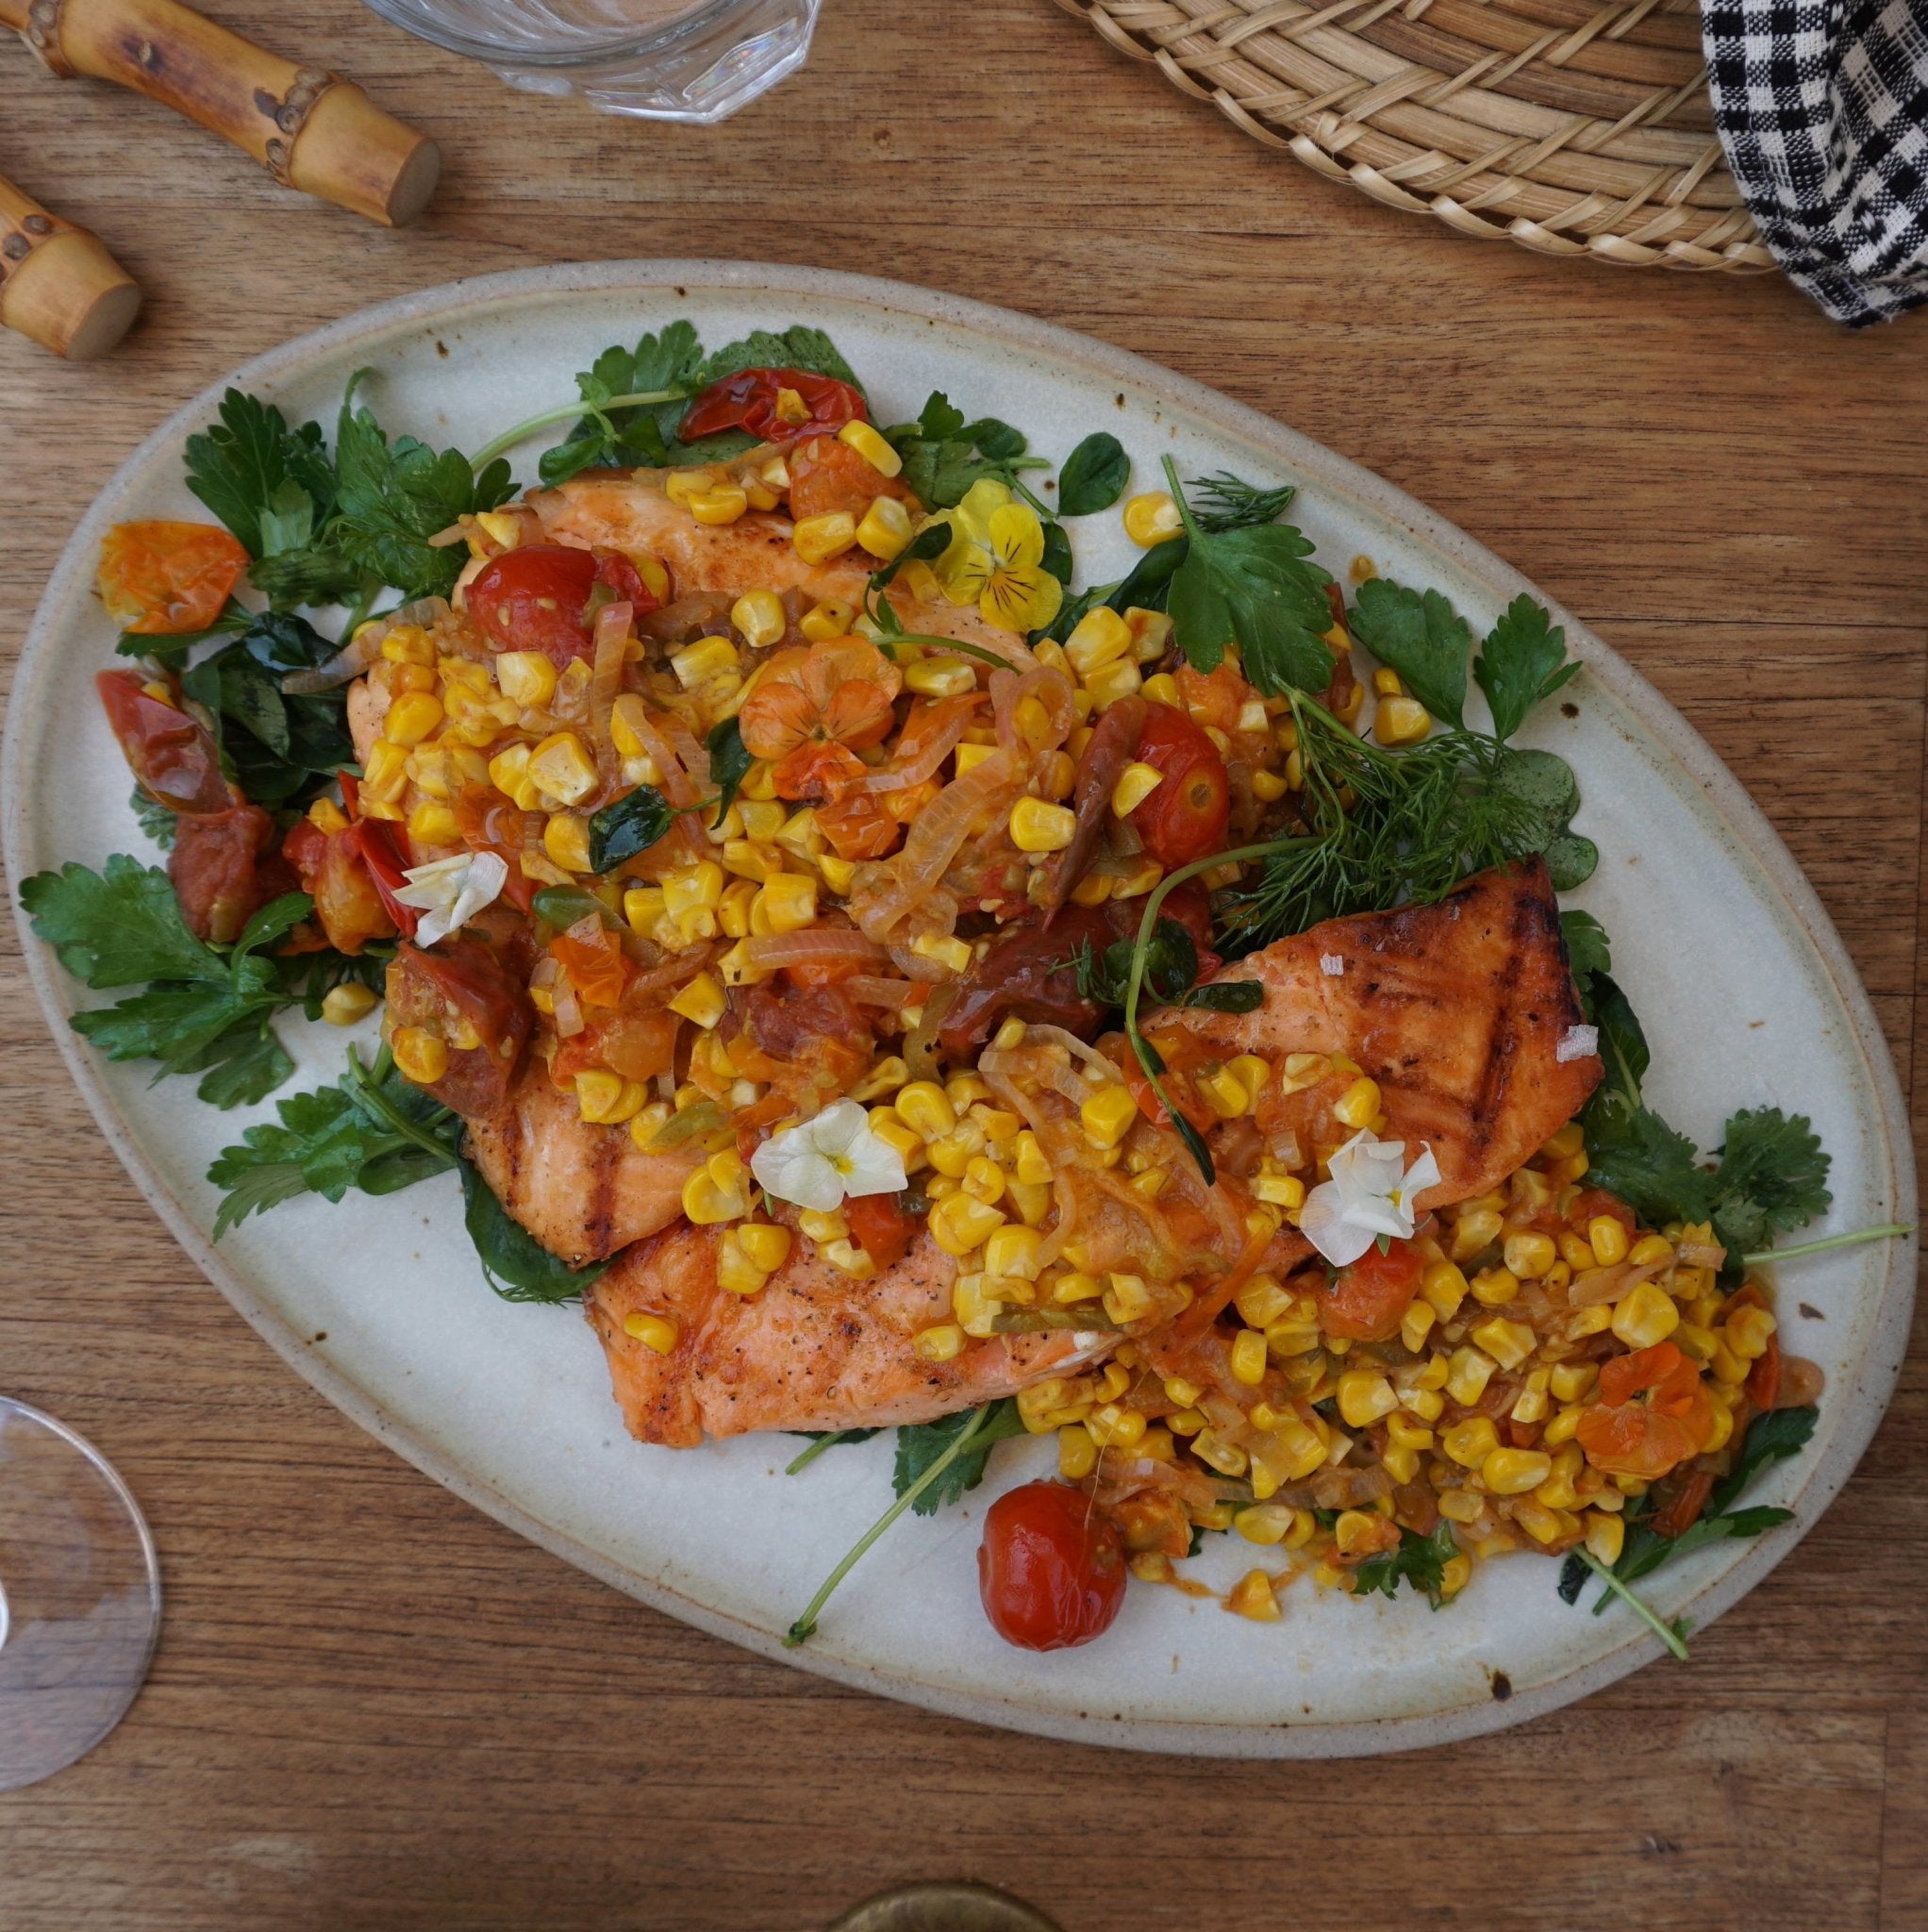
left=179, top=612, right=355, bottom=808
left=588, top=787, right=673, bottom=873
left=1057, top=432, right=1129, bottom=515
left=1709, top=1405, right=1818, bottom=1515
left=1475, top=594, right=1580, bottom=741
left=459, top=1156, right=611, bottom=1303
left=1347, top=577, right=1472, bottom=727
left=1559, top=908, right=1611, bottom=1004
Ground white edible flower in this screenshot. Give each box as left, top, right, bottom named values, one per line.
left=1320, top=953, right=1346, bottom=976
left=1556, top=1024, right=1599, bottom=1064
left=1299, top=1127, right=1442, bottom=1268
left=392, top=851, right=508, bottom=948
left=751, top=1098, right=906, bottom=1213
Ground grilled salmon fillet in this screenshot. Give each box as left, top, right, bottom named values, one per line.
left=1177, top=858, right=1600, bottom=1208
left=586, top=1222, right=1110, bottom=1447
left=465, top=1066, right=703, bottom=1266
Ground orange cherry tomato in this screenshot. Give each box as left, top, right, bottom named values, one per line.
left=282, top=816, right=396, bottom=957
left=847, top=1192, right=918, bottom=1273
left=786, top=432, right=916, bottom=524
left=551, top=926, right=630, bottom=1008
left=97, top=521, right=249, bottom=635
left=1321, top=1238, right=1425, bottom=1341
left=1129, top=705, right=1229, bottom=869
left=1576, top=1341, right=1716, bottom=1478
left=978, top=1482, right=1127, bottom=1652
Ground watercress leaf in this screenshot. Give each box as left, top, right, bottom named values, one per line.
left=1474, top=594, right=1579, bottom=741
left=1169, top=521, right=1335, bottom=694
left=184, top=389, right=338, bottom=558
left=1559, top=908, right=1611, bottom=1009
left=1557, top=1551, right=1588, bottom=1604
left=1543, top=832, right=1599, bottom=891
left=19, top=855, right=224, bottom=988
left=1185, top=979, right=1265, bottom=1013
left=893, top=1399, right=1027, bottom=1515
left=588, top=787, right=673, bottom=872
left=1057, top=432, right=1129, bottom=515
left=1711, top=1406, right=1819, bottom=1514
left=458, top=1155, right=610, bottom=1303
left=1187, top=472, right=1298, bottom=534
left=1347, top=578, right=1471, bottom=727
left=1710, top=1108, right=1832, bottom=1253
left=706, top=715, right=753, bottom=827
left=918, top=391, right=965, bottom=440
left=960, top=417, right=1024, bottom=460
left=1141, top=920, right=1198, bottom=1004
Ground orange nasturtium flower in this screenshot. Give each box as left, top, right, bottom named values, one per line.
left=739, top=637, right=902, bottom=802
left=98, top=520, right=250, bottom=635
left=1575, top=1341, right=1715, bottom=1479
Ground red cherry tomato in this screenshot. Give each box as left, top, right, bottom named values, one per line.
left=1321, top=1238, right=1425, bottom=1341
left=282, top=815, right=397, bottom=957
left=1129, top=706, right=1229, bottom=869
left=169, top=804, right=294, bottom=945
left=95, top=670, right=233, bottom=816
left=97, top=520, right=249, bottom=635
left=846, top=1192, right=918, bottom=1273
left=467, top=546, right=658, bottom=667
left=386, top=938, right=534, bottom=1117
left=977, top=1482, right=1127, bottom=1652
left=678, top=367, right=866, bottom=445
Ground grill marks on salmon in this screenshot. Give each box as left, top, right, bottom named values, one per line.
left=463, top=1065, right=703, bottom=1267
left=1178, top=859, right=1601, bottom=1208
left=586, top=1223, right=1111, bottom=1447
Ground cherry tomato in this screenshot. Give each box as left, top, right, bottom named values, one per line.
left=386, top=938, right=534, bottom=1117
left=551, top=925, right=630, bottom=1008
left=787, top=433, right=913, bottom=524
left=978, top=1481, right=1127, bottom=1652
left=170, top=804, right=293, bottom=944
left=678, top=367, right=866, bottom=445
left=95, top=670, right=233, bottom=816
left=1576, top=1341, right=1715, bottom=1478
left=1129, top=705, right=1229, bottom=869
left=847, top=1192, right=918, bottom=1273
left=1321, top=1238, right=1424, bottom=1341
left=282, top=816, right=396, bottom=957
left=97, top=521, right=249, bottom=635
left=466, top=546, right=657, bottom=667
left=344, top=817, right=421, bottom=940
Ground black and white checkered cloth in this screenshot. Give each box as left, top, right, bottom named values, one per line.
left=1703, top=0, right=1928, bottom=325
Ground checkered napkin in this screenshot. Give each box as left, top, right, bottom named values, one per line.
left=1703, top=0, right=1928, bottom=325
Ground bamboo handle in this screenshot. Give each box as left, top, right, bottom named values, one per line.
left=0, top=174, right=140, bottom=358
left=1, top=0, right=440, bottom=226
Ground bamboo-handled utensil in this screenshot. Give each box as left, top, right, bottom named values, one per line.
left=0, top=0, right=440, bottom=226
left=0, top=173, right=139, bottom=358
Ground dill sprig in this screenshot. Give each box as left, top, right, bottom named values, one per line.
left=1223, top=693, right=1549, bottom=949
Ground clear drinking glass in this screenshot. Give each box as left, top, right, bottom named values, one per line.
left=0, top=1399, right=162, bottom=1790
left=358, top=0, right=822, bottom=123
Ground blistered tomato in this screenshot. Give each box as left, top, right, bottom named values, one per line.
left=978, top=1481, right=1127, bottom=1652
left=1128, top=705, right=1229, bottom=868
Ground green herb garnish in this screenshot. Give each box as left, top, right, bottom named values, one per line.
left=1056, top=432, right=1129, bottom=515
left=1351, top=1520, right=1460, bottom=1607
left=587, top=786, right=673, bottom=873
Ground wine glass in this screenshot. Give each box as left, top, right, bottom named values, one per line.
left=0, top=1399, right=161, bottom=1791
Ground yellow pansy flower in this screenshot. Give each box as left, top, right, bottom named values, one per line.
left=929, top=479, right=1063, bottom=634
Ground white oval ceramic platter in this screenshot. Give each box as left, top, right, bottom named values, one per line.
left=5, top=262, right=1914, bottom=1757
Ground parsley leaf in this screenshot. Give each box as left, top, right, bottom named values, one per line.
left=1475, top=594, right=1580, bottom=741
left=184, top=389, right=339, bottom=559
left=1056, top=432, right=1129, bottom=515
left=587, top=787, right=673, bottom=873
left=1165, top=458, right=1334, bottom=696
left=1579, top=1091, right=1713, bottom=1229
left=129, top=783, right=177, bottom=850
left=1708, top=1109, right=1833, bottom=1254
left=21, top=853, right=226, bottom=987
left=893, top=1399, right=1027, bottom=1515
left=1351, top=1520, right=1459, bottom=1607
left=334, top=370, right=514, bottom=598
left=1347, top=577, right=1472, bottom=727
left=696, top=323, right=861, bottom=392
left=539, top=320, right=706, bottom=484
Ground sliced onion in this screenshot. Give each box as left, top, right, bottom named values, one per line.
left=1022, top=1024, right=1122, bottom=1083
left=862, top=695, right=977, bottom=792
left=640, top=592, right=737, bottom=644
left=902, top=983, right=958, bottom=1082
left=744, top=929, right=884, bottom=972
left=844, top=975, right=921, bottom=1008
left=552, top=979, right=585, bottom=1039
left=627, top=705, right=699, bottom=808
left=588, top=601, right=632, bottom=800
left=850, top=755, right=1018, bottom=941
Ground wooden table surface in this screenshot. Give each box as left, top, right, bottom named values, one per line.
left=2, top=3, right=1924, bottom=1926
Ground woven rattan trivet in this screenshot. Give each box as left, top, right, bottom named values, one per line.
left=1056, top=0, right=1774, bottom=273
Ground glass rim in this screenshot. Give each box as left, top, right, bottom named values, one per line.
left=357, top=0, right=784, bottom=70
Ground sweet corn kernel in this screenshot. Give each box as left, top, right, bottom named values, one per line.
left=1056, top=1424, right=1098, bottom=1480
left=1549, top=1361, right=1599, bottom=1404
left=1122, top=491, right=1183, bottom=546
left=1081, top=1083, right=1139, bottom=1149
left=793, top=512, right=857, bottom=566
left=1450, top=1208, right=1504, bottom=1261
left=1228, top=1329, right=1269, bottom=1386
left=1400, top=1299, right=1438, bottom=1353
left=669, top=973, right=726, bottom=1029
left=799, top=1208, right=848, bottom=1244
left=1008, top=796, right=1079, bottom=854
left=1443, top=1416, right=1501, bottom=1468
left=1588, top=1215, right=1631, bottom=1267
left=1084, top=658, right=1143, bottom=708
left=1612, top=1279, right=1681, bottom=1349
left=929, top=1193, right=1006, bottom=1257
left=1470, top=1266, right=1520, bottom=1307
left=1199, top=1067, right=1251, bottom=1120
left=1253, top=1173, right=1305, bottom=1211
left=491, top=650, right=556, bottom=708
left=384, top=691, right=443, bottom=748
left=716, top=1231, right=770, bottom=1297
left=1445, top=1348, right=1497, bottom=1407
left=1504, top=1231, right=1557, bottom=1280
left=320, top=982, right=378, bottom=1026
left=1438, top=1488, right=1483, bottom=1524
left=753, top=873, right=818, bottom=936
left=392, top=1026, right=448, bottom=1086
left=1726, top=1304, right=1779, bottom=1359
left=407, top=800, right=462, bottom=847
left=543, top=812, right=591, bottom=874
left=527, top=731, right=598, bottom=808
left=984, top=1224, right=1043, bottom=1280
left=838, top=419, right=903, bottom=476
left=1373, top=695, right=1432, bottom=746
left=1088, top=1404, right=1147, bottom=1452
left=1630, top=1233, right=1677, bottom=1269
left=1337, top=1370, right=1398, bottom=1429
left=379, top=623, right=435, bottom=666
left=822, top=1239, right=876, bottom=1279
left=1471, top=1316, right=1535, bottom=1373
left=1543, top=1406, right=1584, bottom=1446
left=1584, top=1511, right=1624, bottom=1566
left=1333, top=1076, right=1381, bottom=1130
left=1482, top=1448, right=1553, bottom=1496
left=910, top=931, right=972, bottom=974
left=856, top=494, right=913, bottom=560
left=730, top=589, right=787, bottom=649
left=1064, top=607, right=1133, bottom=679
left=1421, top=1260, right=1470, bottom=1320
left=894, top=1081, right=956, bottom=1139
left=622, top=1312, right=678, bottom=1355
left=1052, top=1272, right=1104, bottom=1306
left=1104, top=1273, right=1155, bottom=1324
left=689, top=483, right=749, bottom=526
left=738, top=1223, right=792, bottom=1274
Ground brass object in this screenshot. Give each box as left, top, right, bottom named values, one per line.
left=826, top=1880, right=1064, bottom=1932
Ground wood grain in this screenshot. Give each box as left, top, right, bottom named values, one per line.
left=0, top=3, right=1923, bottom=1926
